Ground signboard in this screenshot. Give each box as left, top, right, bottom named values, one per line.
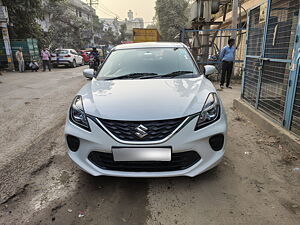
left=0, top=6, right=8, bottom=22
left=1, top=22, right=14, bottom=70
left=259, top=2, right=268, bottom=23
left=133, top=28, right=159, bottom=43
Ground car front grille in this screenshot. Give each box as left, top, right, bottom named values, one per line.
left=98, top=117, right=186, bottom=142
left=88, top=151, right=201, bottom=172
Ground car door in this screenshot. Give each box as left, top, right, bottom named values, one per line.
left=69, top=50, right=75, bottom=63
left=74, top=50, right=82, bottom=64
left=76, top=51, right=83, bottom=64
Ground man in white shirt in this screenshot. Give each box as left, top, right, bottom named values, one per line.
left=16, top=47, right=25, bottom=72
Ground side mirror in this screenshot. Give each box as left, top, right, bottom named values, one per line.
left=83, top=68, right=94, bottom=79
left=204, top=65, right=217, bottom=77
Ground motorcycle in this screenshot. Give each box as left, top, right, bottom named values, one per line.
left=89, top=56, right=99, bottom=70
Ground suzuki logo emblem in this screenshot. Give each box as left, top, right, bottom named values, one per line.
left=135, top=124, right=148, bottom=139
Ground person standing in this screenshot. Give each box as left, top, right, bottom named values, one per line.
left=41, top=47, right=51, bottom=71
left=16, top=47, right=25, bottom=72
left=219, top=38, right=235, bottom=89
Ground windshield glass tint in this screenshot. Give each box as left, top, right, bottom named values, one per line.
left=97, top=48, right=199, bottom=79
left=55, top=50, right=68, bottom=54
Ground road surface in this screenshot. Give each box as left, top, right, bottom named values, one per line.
left=0, top=67, right=299, bottom=225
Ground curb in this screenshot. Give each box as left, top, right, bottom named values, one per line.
left=233, top=98, right=300, bottom=153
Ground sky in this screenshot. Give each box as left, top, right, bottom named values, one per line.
left=84, top=0, right=156, bottom=24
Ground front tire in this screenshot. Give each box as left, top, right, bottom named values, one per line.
left=72, top=60, right=76, bottom=68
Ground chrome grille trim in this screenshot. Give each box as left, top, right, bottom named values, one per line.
left=91, top=115, right=198, bottom=145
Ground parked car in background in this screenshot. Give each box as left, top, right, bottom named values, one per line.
left=79, top=50, right=89, bottom=64
left=65, top=42, right=227, bottom=177
left=51, top=49, right=84, bottom=68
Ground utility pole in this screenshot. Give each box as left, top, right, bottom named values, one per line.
left=88, top=0, right=99, bottom=7
left=231, top=0, right=238, bottom=78
left=0, top=0, right=14, bottom=71
left=87, top=0, right=99, bottom=46
left=194, top=0, right=212, bottom=69
left=190, top=0, right=221, bottom=69
left=202, top=0, right=212, bottom=66
left=231, top=0, right=238, bottom=39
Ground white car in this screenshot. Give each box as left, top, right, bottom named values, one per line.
left=51, top=49, right=84, bottom=68
left=64, top=42, right=227, bottom=177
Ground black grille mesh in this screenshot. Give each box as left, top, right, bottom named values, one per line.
left=99, top=117, right=185, bottom=142
left=88, top=151, right=201, bottom=172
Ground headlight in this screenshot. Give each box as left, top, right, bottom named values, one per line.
left=69, top=95, right=90, bottom=131
left=195, top=93, right=220, bottom=130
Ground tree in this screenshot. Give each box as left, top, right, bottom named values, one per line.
left=2, top=0, right=44, bottom=39
left=155, top=0, right=189, bottom=41
left=115, top=23, right=132, bottom=44
left=3, top=0, right=123, bottom=49
left=93, top=15, right=104, bottom=36
left=101, top=27, right=117, bottom=45
left=2, top=0, right=65, bottom=48
left=44, top=0, right=94, bottom=50
left=146, top=24, right=158, bottom=29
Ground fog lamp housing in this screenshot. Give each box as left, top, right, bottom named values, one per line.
left=66, top=135, right=80, bottom=152
left=209, top=134, right=224, bottom=151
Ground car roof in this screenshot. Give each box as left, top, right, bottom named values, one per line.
left=113, top=42, right=186, bottom=50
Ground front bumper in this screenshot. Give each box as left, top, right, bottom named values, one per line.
left=51, top=60, right=72, bottom=65
left=64, top=112, right=227, bottom=177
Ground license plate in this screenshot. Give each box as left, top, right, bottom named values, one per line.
left=112, top=148, right=171, bottom=162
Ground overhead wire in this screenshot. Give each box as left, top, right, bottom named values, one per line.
left=98, top=2, right=120, bottom=18
left=86, top=1, right=154, bottom=25
left=97, top=7, right=117, bottom=18
left=83, top=0, right=118, bottom=18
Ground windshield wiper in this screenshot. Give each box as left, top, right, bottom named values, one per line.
left=140, top=71, right=194, bottom=79
left=104, top=73, right=158, bottom=80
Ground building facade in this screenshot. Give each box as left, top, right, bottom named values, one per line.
left=100, top=10, right=144, bottom=36
left=100, top=18, right=123, bottom=35
left=125, top=10, right=144, bottom=34
left=69, top=0, right=95, bottom=22
left=39, top=0, right=96, bottom=32
left=38, top=0, right=97, bottom=45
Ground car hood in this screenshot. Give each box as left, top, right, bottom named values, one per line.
left=80, top=77, right=215, bottom=121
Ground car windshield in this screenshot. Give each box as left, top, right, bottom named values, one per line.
left=55, top=50, right=69, bottom=54
left=96, top=47, right=200, bottom=80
